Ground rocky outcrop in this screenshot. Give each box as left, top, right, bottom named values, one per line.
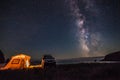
left=0, top=50, right=5, bottom=63
left=103, top=51, right=120, bottom=61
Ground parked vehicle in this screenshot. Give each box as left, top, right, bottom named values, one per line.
left=41, top=55, right=56, bottom=69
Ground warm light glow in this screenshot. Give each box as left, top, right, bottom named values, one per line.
left=13, top=54, right=26, bottom=58
left=0, top=54, right=31, bottom=70
left=29, top=65, right=42, bottom=69
left=26, top=60, right=29, bottom=68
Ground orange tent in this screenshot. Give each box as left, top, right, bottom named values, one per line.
left=1, top=54, right=31, bottom=70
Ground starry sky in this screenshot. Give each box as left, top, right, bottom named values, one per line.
left=0, top=0, right=120, bottom=59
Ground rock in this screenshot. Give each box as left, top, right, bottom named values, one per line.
left=0, top=50, right=5, bottom=63
left=103, top=51, right=120, bottom=61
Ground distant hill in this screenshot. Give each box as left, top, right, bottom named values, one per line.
left=0, top=50, right=5, bottom=63
left=103, top=51, right=120, bottom=61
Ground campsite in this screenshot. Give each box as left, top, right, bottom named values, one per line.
left=0, top=63, right=120, bottom=80
left=0, top=0, right=120, bottom=79
left=0, top=54, right=31, bottom=70
left=0, top=54, right=42, bottom=70
left=0, top=52, right=120, bottom=80
left=0, top=51, right=120, bottom=80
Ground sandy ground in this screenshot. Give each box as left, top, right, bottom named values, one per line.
left=0, top=63, right=120, bottom=80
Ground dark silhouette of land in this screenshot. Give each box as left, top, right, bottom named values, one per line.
left=0, top=63, right=120, bottom=80
left=103, top=51, right=120, bottom=61
left=0, top=51, right=120, bottom=80
left=0, top=50, right=5, bottom=63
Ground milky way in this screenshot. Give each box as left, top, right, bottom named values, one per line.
left=0, top=0, right=119, bottom=59
left=66, top=0, right=103, bottom=57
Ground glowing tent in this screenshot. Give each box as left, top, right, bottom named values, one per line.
left=1, top=54, right=31, bottom=70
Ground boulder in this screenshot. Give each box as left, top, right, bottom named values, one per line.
left=0, top=50, right=5, bottom=63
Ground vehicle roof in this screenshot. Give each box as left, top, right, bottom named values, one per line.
left=42, top=55, right=54, bottom=59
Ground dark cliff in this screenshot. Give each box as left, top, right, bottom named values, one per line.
left=103, top=51, right=120, bottom=61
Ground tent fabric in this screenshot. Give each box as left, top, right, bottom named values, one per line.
left=1, top=54, right=31, bottom=70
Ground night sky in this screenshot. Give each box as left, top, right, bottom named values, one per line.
left=0, top=0, right=120, bottom=59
